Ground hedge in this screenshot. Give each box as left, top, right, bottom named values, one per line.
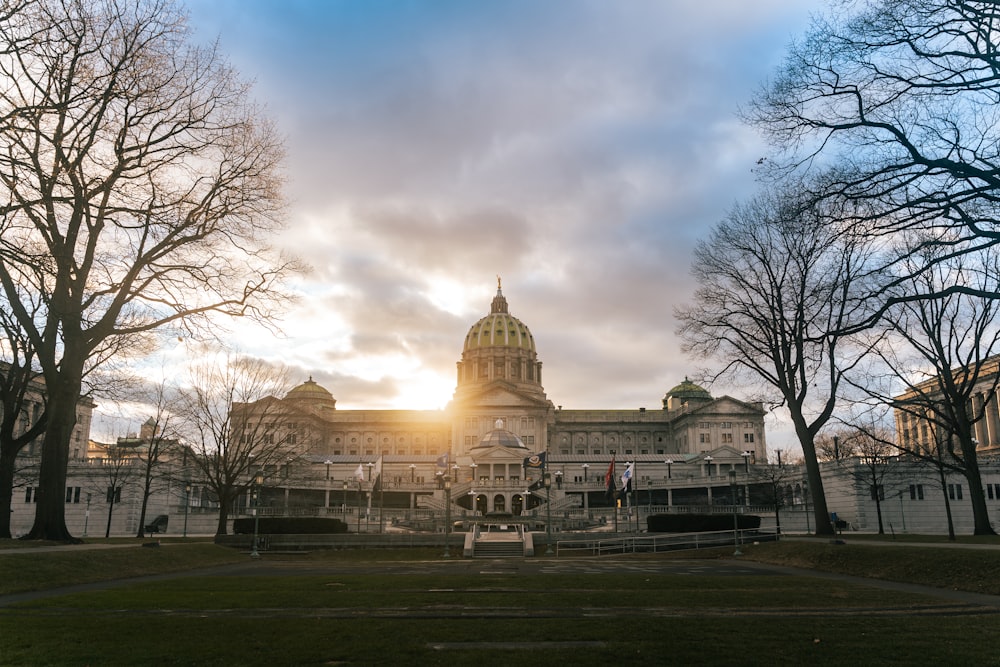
left=231, top=517, right=349, bottom=535
left=646, top=513, right=761, bottom=533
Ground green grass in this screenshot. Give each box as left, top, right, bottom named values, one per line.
left=4, top=572, right=1000, bottom=666
left=5, top=538, right=1000, bottom=666
left=0, top=542, right=243, bottom=594
left=739, top=540, right=1000, bottom=595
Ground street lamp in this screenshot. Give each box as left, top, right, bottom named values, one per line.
left=367, top=461, right=374, bottom=481
left=251, top=471, right=264, bottom=558
left=470, top=463, right=478, bottom=482
left=704, top=455, right=713, bottom=477
left=409, top=463, right=416, bottom=483
left=443, top=475, right=452, bottom=558
left=555, top=470, right=563, bottom=489
left=582, top=463, right=589, bottom=482
left=729, top=469, right=742, bottom=556
left=84, top=493, right=91, bottom=537
left=183, top=482, right=191, bottom=538
left=665, top=459, right=673, bottom=480
left=325, top=459, right=332, bottom=480
left=544, top=472, right=553, bottom=555
left=742, top=450, right=751, bottom=474
left=342, top=480, right=348, bottom=515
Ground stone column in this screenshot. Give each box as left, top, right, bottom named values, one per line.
left=988, top=394, right=1000, bottom=446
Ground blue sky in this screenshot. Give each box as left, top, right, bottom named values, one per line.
left=104, top=1, right=831, bottom=454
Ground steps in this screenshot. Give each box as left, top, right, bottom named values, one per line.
left=471, top=540, right=525, bottom=558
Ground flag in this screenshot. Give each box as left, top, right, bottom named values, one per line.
left=372, top=456, right=383, bottom=493
left=435, top=452, right=450, bottom=470
left=621, top=463, right=633, bottom=495
left=604, top=455, right=616, bottom=501
left=523, top=452, right=546, bottom=469
left=353, top=463, right=365, bottom=482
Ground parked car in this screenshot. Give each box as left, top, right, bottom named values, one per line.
left=145, top=515, right=169, bottom=534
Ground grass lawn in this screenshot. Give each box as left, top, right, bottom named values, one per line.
left=3, top=538, right=1000, bottom=665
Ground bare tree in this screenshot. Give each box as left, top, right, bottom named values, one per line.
left=749, top=462, right=799, bottom=536
left=130, top=382, right=183, bottom=538
left=747, top=0, right=1000, bottom=291
left=836, top=427, right=900, bottom=535
left=850, top=244, right=1000, bottom=534
left=676, top=186, right=880, bottom=535
left=88, top=440, right=138, bottom=538
left=0, top=295, right=46, bottom=538
left=0, top=0, right=296, bottom=540
left=177, top=354, right=298, bottom=536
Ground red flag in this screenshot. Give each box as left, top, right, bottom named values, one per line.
left=604, top=455, right=616, bottom=501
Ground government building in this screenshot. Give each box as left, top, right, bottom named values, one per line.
left=8, top=282, right=772, bottom=538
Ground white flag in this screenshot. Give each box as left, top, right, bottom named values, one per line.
left=621, top=463, right=633, bottom=493
left=353, top=463, right=365, bottom=481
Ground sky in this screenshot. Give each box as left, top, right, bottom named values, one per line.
left=99, top=1, right=831, bottom=454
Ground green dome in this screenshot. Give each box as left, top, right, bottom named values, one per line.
left=462, top=284, right=535, bottom=353
left=665, top=378, right=712, bottom=402
left=286, top=377, right=336, bottom=406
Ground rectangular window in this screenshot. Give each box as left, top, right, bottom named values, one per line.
left=744, top=433, right=755, bottom=444
left=721, top=433, right=733, bottom=444
left=948, top=483, right=963, bottom=500
left=990, top=484, right=995, bottom=500
left=720, top=422, right=732, bottom=429
left=699, top=433, right=710, bottom=444
left=870, top=484, right=885, bottom=501
left=909, top=484, right=924, bottom=500
left=25, top=487, right=33, bottom=503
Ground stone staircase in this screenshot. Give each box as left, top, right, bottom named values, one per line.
left=470, top=539, right=526, bottom=558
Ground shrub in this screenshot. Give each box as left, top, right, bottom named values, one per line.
left=647, top=513, right=761, bottom=533
left=232, top=517, right=349, bottom=535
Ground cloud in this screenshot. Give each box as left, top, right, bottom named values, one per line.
left=95, top=0, right=831, bottom=456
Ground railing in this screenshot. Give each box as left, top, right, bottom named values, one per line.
left=553, top=528, right=779, bottom=557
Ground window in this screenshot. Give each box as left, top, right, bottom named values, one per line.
left=744, top=433, right=755, bottom=444
left=720, top=422, right=732, bottom=429
left=65, top=486, right=73, bottom=503
left=948, top=483, right=963, bottom=500
left=699, top=433, right=710, bottom=444
left=869, top=484, right=884, bottom=501
left=25, top=487, right=34, bottom=503
left=721, top=433, right=733, bottom=444
left=909, top=484, right=924, bottom=500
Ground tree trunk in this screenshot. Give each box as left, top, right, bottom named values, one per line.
left=105, top=496, right=115, bottom=539
left=958, top=440, right=996, bottom=535
left=22, top=378, right=80, bottom=542
left=874, top=496, right=885, bottom=534
left=216, top=496, right=230, bottom=536
left=0, top=450, right=17, bottom=539
left=792, top=418, right=835, bottom=536
left=938, top=463, right=956, bottom=541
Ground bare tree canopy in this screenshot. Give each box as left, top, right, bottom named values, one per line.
left=748, top=0, right=1000, bottom=255
left=676, top=186, right=881, bottom=535
left=177, top=353, right=299, bottom=536
left=849, top=243, right=1000, bottom=534
left=0, top=0, right=295, bottom=539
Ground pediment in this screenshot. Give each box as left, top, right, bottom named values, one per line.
left=470, top=445, right=534, bottom=463
left=454, top=381, right=552, bottom=410
left=688, top=395, right=765, bottom=416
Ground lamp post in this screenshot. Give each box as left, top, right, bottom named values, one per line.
left=704, top=455, right=713, bottom=477
left=183, top=482, right=191, bottom=538
left=470, top=463, right=478, bottom=482
left=409, top=463, right=416, bottom=483
left=555, top=470, right=563, bottom=489
left=342, top=480, right=348, bottom=515
left=544, top=471, right=553, bottom=555
left=803, top=480, right=811, bottom=534
left=665, top=459, right=673, bottom=479
left=443, top=475, right=452, bottom=558
left=251, top=471, right=263, bottom=558
left=729, top=469, right=742, bottom=556
left=84, top=493, right=91, bottom=537
left=325, top=459, right=332, bottom=480
left=742, top=450, right=751, bottom=474
left=582, top=463, right=589, bottom=482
